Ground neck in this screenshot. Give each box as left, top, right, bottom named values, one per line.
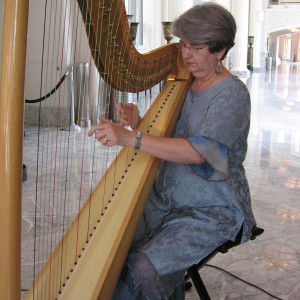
left=192, top=67, right=232, bottom=92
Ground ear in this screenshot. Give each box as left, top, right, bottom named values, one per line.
left=217, top=47, right=227, bottom=61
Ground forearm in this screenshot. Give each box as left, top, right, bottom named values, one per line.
left=129, top=133, right=205, bottom=164
left=88, top=117, right=205, bottom=164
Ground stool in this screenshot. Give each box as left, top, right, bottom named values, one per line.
left=184, top=226, right=264, bottom=300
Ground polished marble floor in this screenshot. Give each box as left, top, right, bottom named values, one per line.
left=21, top=63, right=300, bottom=299
left=185, top=63, right=300, bottom=300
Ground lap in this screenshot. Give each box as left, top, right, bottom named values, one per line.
left=133, top=217, right=227, bottom=276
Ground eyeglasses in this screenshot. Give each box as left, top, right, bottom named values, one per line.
left=177, top=42, right=207, bottom=55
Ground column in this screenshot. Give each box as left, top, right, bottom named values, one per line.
left=249, top=0, right=264, bottom=69
left=161, top=0, right=193, bottom=44
left=168, top=0, right=193, bottom=21
left=229, top=0, right=250, bottom=78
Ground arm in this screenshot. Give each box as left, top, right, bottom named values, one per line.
left=88, top=117, right=205, bottom=165
left=134, top=134, right=205, bottom=164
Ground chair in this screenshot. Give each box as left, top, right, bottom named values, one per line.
left=184, top=226, right=264, bottom=300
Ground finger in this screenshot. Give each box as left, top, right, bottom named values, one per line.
left=88, top=125, right=100, bottom=137
left=103, top=136, right=109, bottom=144
left=99, top=116, right=111, bottom=124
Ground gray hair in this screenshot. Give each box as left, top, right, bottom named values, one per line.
left=172, top=3, right=236, bottom=60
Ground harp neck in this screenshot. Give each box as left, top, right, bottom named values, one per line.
left=78, top=0, right=184, bottom=92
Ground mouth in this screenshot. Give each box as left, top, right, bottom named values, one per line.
left=185, top=61, right=195, bottom=68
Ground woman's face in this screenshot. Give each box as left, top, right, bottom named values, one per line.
left=179, top=38, right=221, bottom=79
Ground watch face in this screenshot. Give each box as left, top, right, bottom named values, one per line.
left=136, top=131, right=142, bottom=138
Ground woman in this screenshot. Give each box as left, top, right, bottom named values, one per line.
left=88, top=3, right=256, bottom=299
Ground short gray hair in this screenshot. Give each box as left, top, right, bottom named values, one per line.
left=172, top=3, right=236, bottom=60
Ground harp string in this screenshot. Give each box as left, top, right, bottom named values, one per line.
left=57, top=0, right=77, bottom=293
left=30, top=0, right=77, bottom=296
left=32, top=0, right=48, bottom=295
left=49, top=2, right=68, bottom=294
left=33, top=0, right=66, bottom=296
left=23, top=1, right=165, bottom=298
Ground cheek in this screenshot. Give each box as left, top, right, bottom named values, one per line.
left=181, top=51, right=191, bottom=61
left=197, top=54, right=215, bottom=67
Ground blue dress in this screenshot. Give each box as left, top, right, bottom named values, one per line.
left=112, top=76, right=256, bottom=299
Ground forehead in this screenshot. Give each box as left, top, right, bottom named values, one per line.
left=179, top=38, right=199, bottom=46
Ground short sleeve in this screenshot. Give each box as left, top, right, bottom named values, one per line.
left=198, top=82, right=250, bottom=148
left=187, top=135, right=229, bottom=181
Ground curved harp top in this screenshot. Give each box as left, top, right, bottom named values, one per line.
left=78, top=0, right=179, bottom=92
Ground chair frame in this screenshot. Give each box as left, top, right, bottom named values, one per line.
left=184, top=226, right=264, bottom=300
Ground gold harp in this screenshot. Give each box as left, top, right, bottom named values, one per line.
left=0, top=0, right=191, bottom=299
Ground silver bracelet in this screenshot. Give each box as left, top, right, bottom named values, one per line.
left=134, top=131, right=142, bottom=151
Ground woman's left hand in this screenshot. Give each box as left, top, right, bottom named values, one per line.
left=88, top=116, right=135, bottom=147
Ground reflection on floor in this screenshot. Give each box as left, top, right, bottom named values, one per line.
left=186, top=63, right=300, bottom=300
left=21, top=63, right=300, bottom=299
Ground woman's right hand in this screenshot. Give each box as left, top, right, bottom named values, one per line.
left=116, top=103, right=141, bottom=130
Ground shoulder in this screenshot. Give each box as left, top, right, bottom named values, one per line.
left=218, top=76, right=249, bottom=93
left=214, top=76, right=250, bottom=106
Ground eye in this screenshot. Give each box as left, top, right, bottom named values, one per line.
left=195, top=45, right=207, bottom=51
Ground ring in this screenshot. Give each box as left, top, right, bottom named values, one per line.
left=103, top=137, right=109, bottom=144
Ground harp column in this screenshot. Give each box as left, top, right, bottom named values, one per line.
left=0, top=0, right=29, bottom=299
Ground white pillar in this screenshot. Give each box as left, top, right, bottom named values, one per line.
left=168, top=0, right=193, bottom=21
left=143, top=0, right=163, bottom=51
left=143, top=0, right=194, bottom=52
left=167, top=0, right=193, bottom=42
left=229, top=0, right=250, bottom=78
left=249, top=0, right=264, bottom=69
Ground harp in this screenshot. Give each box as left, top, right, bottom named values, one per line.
left=0, top=0, right=191, bottom=299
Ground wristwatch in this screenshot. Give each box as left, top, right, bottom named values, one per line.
left=134, top=131, right=142, bottom=151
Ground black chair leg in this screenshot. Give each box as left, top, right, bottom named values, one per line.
left=187, top=265, right=211, bottom=300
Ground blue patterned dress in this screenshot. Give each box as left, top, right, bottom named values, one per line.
left=112, top=76, right=256, bottom=300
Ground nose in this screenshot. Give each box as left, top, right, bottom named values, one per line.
left=181, top=48, right=192, bottom=59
